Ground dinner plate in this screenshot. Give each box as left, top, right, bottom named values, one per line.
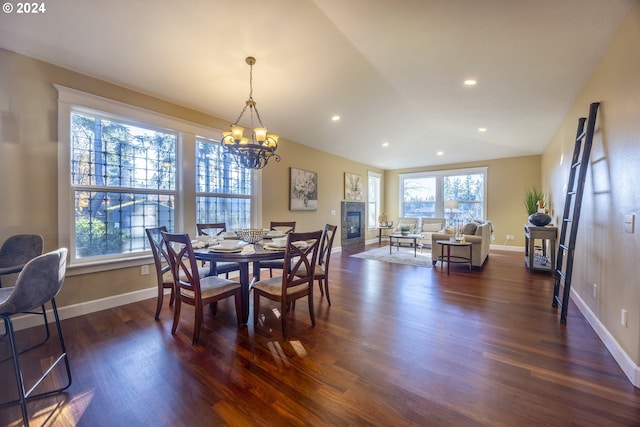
left=266, top=231, right=285, bottom=238
left=209, top=246, right=243, bottom=253
left=263, top=244, right=286, bottom=251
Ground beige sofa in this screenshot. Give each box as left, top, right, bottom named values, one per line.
left=417, top=217, right=446, bottom=248
left=431, top=221, right=492, bottom=268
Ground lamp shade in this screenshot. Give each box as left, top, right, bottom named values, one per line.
left=444, top=200, right=459, bottom=210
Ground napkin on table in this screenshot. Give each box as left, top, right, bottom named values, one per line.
left=240, top=244, right=255, bottom=255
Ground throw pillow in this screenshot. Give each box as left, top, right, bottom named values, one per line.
left=462, top=222, right=478, bottom=235
left=422, top=223, right=442, bottom=232
left=445, top=226, right=456, bottom=234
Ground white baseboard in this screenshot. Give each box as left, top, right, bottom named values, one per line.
left=570, top=287, right=640, bottom=387
left=490, top=244, right=524, bottom=252
left=10, top=287, right=159, bottom=332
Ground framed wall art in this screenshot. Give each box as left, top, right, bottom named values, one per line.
left=290, top=167, right=318, bottom=211
left=344, top=172, right=363, bottom=201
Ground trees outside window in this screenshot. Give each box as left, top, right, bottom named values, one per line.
left=400, top=167, right=486, bottom=221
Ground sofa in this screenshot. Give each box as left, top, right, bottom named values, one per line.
left=417, top=217, right=446, bottom=248
left=431, top=220, right=492, bottom=268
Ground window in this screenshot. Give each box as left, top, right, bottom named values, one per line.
left=196, top=139, right=252, bottom=229
left=57, top=85, right=257, bottom=268
left=70, top=111, right=177, bottom=260
left=399, top=167, right=487, bottom=221
left=367, top=171, right=381, bottom=228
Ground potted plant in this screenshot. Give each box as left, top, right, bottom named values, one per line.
left=399, top=225, right=411, bottom=236
left=524, top=187, right=546, bottom=215
left=524, top=187, right=551, bottom=226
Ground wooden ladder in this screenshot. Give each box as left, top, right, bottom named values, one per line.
left=552, top=102, right=600, bottom=324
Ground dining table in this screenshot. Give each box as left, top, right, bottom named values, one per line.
left=193, top=242, right=286, bottom=325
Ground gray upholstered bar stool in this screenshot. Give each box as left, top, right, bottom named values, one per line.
left=0, top=248, right=72, bottom=427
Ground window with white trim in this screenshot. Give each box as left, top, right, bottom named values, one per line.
left=196, top=139, right=252, bottom=229
left=57, top=86, right=257, bottom=267
left=399, top=167, right=487, bottom=222
left=368, top=171, right=381, bottom=228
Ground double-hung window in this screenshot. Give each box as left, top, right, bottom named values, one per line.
left=70, top=110, right=177, bottom=260
left=367, top=171, right=382, bottom=228
left=195, top=139, right=252, bottom=229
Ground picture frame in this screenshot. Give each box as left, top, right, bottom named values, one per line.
left=290, top=167, right=318, bottom=211
left=344, top=172, right=363, bottom=201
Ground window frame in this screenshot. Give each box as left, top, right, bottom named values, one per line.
left=398, top=167, right=487, bottom=220
left=56, top=85, right=260, bottom=274
left=367, top=171, right=382, bottom=229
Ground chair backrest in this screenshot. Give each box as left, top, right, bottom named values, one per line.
left=145, top=226, right=170, bottom=279
left=0, top=234, right=44, bottom=269
left=0, top=248, right=67, bottom=314
left=161, top=232, right=202, bottom=297
left=281, top=230, right=322, bottom=295
left=318, top=224, right=338, bottom=268
left=270, top=221, right=296, bottom=235
left=196, top=223, right=227, bottom=236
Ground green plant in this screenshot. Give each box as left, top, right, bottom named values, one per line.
left=524, top=187, right=546, bottom=215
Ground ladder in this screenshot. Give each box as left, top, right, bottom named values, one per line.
left=552, top=102, right=600, bottom=324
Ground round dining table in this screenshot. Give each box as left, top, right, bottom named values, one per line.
left=194, top=243, right=286, bottom=324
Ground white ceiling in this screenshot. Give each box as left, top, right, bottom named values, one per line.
left=0, top=0, right=633, bottom=169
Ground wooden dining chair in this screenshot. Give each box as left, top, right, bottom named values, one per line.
left=196, top=222, right=227, bottom=236
left=252, top=230, right=321, bottom=340
left=145, top=226, right=175, bottom=320
left=261, top=221, right=296, bottom=277
left=297, top=224, right=337, bottom=305
left=196, top=223, right=240, bottom=278
left=161, top=231, right=242, bottom=345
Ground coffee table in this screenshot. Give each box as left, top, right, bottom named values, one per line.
left=389, top=233, right=422, bottom=257
left=436, top=240, right=472, bottom=275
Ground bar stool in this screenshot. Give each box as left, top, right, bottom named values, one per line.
left=0, top=248, right=72, bottom=427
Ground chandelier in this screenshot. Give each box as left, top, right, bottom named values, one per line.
left=221, top=56, right=280, bottom=169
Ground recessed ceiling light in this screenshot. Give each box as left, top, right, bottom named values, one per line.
left=437, top=151, right=444, bottom=156
left=382, top=142, right=389, bottom=147
left=331, top=115, right=341, bottom=121
left=478, top=127, right=487, bottom=132
left=464, top=79, right=477, bottom=86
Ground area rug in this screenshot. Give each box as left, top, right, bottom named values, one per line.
left=351, top=246, right=432, bottom=268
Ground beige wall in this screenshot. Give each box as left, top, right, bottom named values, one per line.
left=0, top=48, right=379, bottom=308
left=542, top=2, right=640, bottom=364
left=385, top=155, right=542, bottom=248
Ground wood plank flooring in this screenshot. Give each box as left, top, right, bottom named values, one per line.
left=1, top=247, right=640, bottom=426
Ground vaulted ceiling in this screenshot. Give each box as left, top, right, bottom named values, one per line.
left=0, top=0, right=633, bottom=169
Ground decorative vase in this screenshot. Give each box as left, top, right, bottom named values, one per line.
left=529, top=212, right=552, bottom=226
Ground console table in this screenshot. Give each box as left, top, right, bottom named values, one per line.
left=524, top=224, right=557, bottom=274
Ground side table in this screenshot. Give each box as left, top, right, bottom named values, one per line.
left=524, top=224, right=557, bottom=274
left=377, top=226, right=394, bottom=245
left=436, top=240, right=472, bottom=275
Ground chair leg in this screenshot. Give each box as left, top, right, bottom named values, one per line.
left=308, top=294, right=316, bottom=327
left=171, top=297, right=181, bottom=335
left=317, top=280, right=324, bottom=295
left=234, top=292, right=242, bottom=326
left=193, top=304, right=203, bottom=345
left=155, top=284, right=164, bottom=320
left=0, top=298, right=72, bottom=427
left=323, top=278, right=331, bottom=306
left=281, top=300, right=288, bottom=341
left=253, top=292, right=261, bottom=328
left=209, top=301, right=218, bottom=316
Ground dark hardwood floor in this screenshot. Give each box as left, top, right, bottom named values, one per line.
left=2, top=247, right=640, bottom=426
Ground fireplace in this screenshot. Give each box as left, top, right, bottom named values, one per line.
left=346, top=211, right=361, bottom=239
left=341, top=201, right=365, bottom=251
